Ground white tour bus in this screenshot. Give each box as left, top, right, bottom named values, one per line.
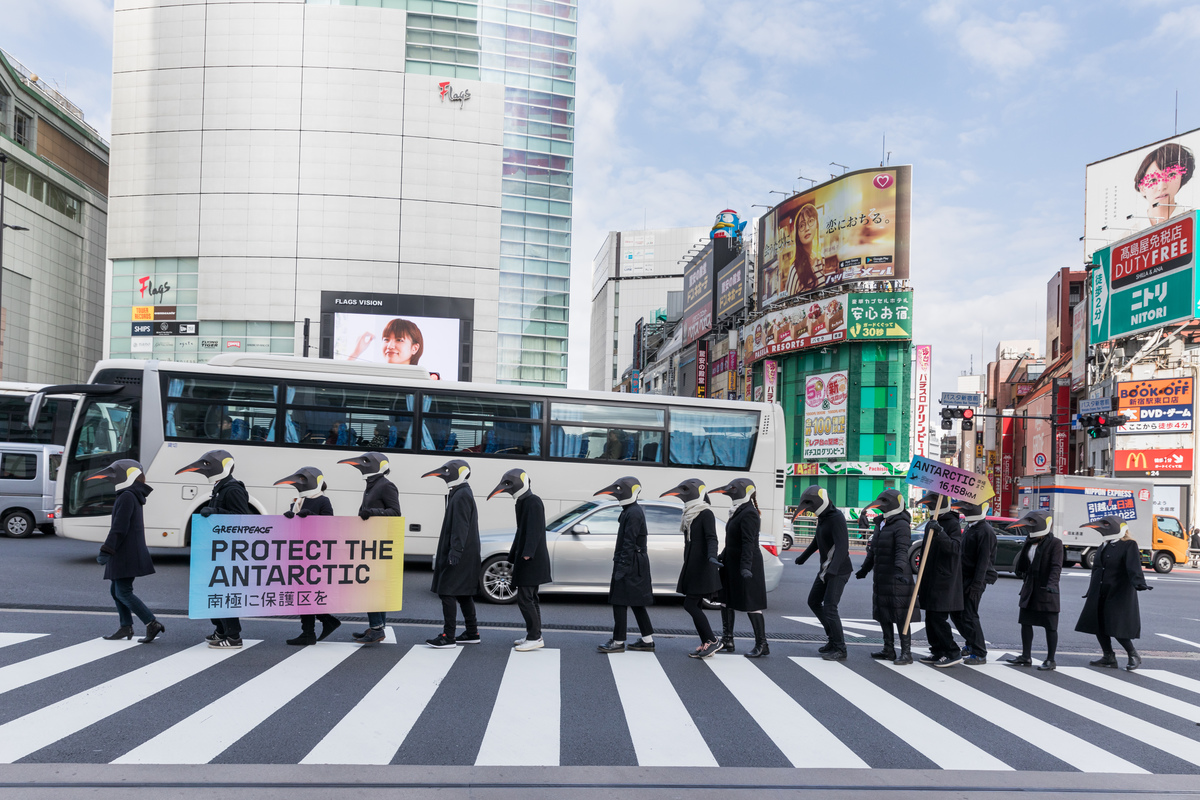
left=42, top=355, right=785, bottom=557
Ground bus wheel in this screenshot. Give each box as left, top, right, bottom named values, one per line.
left=2, top=510, right=35, bottom=538
left=1153, top=551, right=1174, bottom=574
left=1081, top=549, right=1096, bottom=570
left=480, top=555, right=518, bottom=604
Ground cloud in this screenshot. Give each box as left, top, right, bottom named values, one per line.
left=1152, top=5, right=1200, bottom=44
left=926, top=5, right=1066, bottom=79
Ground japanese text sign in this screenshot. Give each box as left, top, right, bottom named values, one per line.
left=905, top=454, right=995, bottom=504
left=1117, top=377, right=1193, bottom=433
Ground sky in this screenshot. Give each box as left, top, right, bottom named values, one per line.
left=6, top=0, right=1200, bottom=404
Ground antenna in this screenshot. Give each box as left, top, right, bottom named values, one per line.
left=881, top=135, right=886, bottom=168
left=1175, top=89, right=1179, bottom=135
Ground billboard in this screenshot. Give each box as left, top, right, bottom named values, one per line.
left=320, top=292, right=473, bottom=381
left=1085, top=129, right=1200, bottom=255
left=763, top=360, right=778, bottom=404
left=1115, top=448, right=1194, bottom=477
left=846, top=291, right=912, bottom=340
left=716, top=251, right=747, bottom=320
left=682, top=246, right=714, bottom=345
left=802, top=370, right=848, bottom=459
left=1116, top=377, right=1193, bottom=433
left=757, top=165, right=911, bottom=308
left=914, top=345, right=931, bottom=460
left=742, top=294, right=847, bottom=364
left=1071, top=301, right=1087, bottom=390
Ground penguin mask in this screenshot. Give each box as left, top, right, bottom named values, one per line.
left=709, top=478, right=757, bottom=508
left=796, top=485, right=831, bottom=516
left=660, top=478, right=706, bottom=506
left=175, top=449, right=234, bottom=482
left=1010, top=510, right=1052, bottom=539
left=916, top=491, right=953, bottom=516
left=422, top=459, right=471, bottom=488
left=338, top=451, right=389, bottom=478
left=951, top=499, right=988, bottom=523
left=865, top=488, right=905, bottom=519
left=489, top=467, right=531, bottom=500
left=594, top=476, right=641, bottom=506
left=1082, top=515, right=1127, bottom=540
left=274, top=467, right=326, bottom=498
left=87, top=459, right=145, bottom=491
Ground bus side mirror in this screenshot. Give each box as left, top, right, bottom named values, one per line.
left=571, top=524, right=589, bottom=535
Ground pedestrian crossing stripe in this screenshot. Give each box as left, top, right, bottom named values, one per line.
left=0, top=634, right=1197, bottom=770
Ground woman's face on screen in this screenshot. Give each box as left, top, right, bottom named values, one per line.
left=382, top=334, right=419, bottom=364
left=1139, top=160, right=1183, bottom=209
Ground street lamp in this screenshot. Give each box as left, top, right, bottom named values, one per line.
left=830, top=161, right=848, bottom=174
left=0, top=153, right=27, bottom=378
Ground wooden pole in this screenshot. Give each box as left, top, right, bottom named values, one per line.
left=903, top=493, right=944, bottom=636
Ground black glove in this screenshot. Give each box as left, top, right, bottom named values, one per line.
left=1137, top=584, right=1153, bottom=591
left=96, top=552, right=110, bottom=565
left=359, top=511, right=371, bottom=521
left=1046, top=586, right=1058, bottom=595
left=284, top=510, right=295, bottom=519
left=709, top=557, right=723, bottom=567
left=855, top=569, right=868, bottom=580
left=795, top=553, right=809, bottom=565
left=740, top=568, right=753, bottom=579
left=966, top=587, right=983, bottom=604
left=448, top=551, right=460, bottom=566
left=927, top=520, right=942, bottom=534
left=297, top=509, right=310, bottom=518
left=199, top=507, right=213, bottom=518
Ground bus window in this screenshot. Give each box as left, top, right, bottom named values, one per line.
left=67, top=397, right=140, bottom=517
left=668, top=408, right=758, bottom=469
left=76, top=401, right=138, bottom=458
left=0, top=397, right=73, bottom=445
left=164, top=376, right=279, bottom=444
left=420, top=394, right=542, bottom=456
left=549, top=402, right=664, bottom=463
left=285, top=384, right=414, bottom=450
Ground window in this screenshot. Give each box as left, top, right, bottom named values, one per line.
left=547, top=501, right=598, bottom=531
left=420, top=393, right=542, bottom=456
left=668, top=408, right=757, bottom=469
left=75, top=400, right=138, bottom=459
left=164, top=375, right=278, bottom=444
left=48, top=453, right=60, bottom=481
left=13, top=109, right=32, bottom=148
left=644, top=505, right=683, bottom=535
left=580, top=505, right=621, bottom=535
left=0, top=454, right=36, bottom=480
left=549, top=401, right=664, bottom=463
left=286, top=383, right=414, bottom=450
left=1157, top=516, right=1185, bottom=539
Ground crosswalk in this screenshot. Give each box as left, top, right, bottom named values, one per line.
left=0, top=631, right=1198, bottom=771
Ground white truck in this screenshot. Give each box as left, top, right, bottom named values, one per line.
left=1015, top=475, right=1188, bottom=573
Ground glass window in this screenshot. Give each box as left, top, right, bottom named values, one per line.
left=164, top=375, right=278, bottom=444
left=550, top=426, right=661, bottom=463
left=644, top=504, right=682, bottom=535
left=286, top=383, right=414, bottom=450
left=420, top=393, right=541, bottom=456
left=0, top=454, right=37, bottom=480
left=48, top=453, right=61, bottom=481
left=426, top=394, right=541, bottom=418
left=1157, top=516, right=1185, bottom=538
left=75, top=400, right=138, bottom=459
left=668, top=408, right=758, bottom=469
left=581, top=505, right=621, bottom=535
left=550, top=403, right=662, bottom=428
left=166, top=376, right=277, bottom=404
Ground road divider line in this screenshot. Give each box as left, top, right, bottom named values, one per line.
left=0, top=637, right=141, bottom=696
left=1156, top=633, right=1200, bottom=650
left=0, top=641, right=255, bottom=763
left=880, top=660, right=1146, bottom=773
left=608, top=652, right=717, bottom=767
left=475, top=648, right=560, bottom=766
left=302, top=645, right=460, bottom=764
left=116, top=642, right=356, bottom=764
left=707, top=656, right=867, bottom=769
left=791, top=657, right=1011, bottom=771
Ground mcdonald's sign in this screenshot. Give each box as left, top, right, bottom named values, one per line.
left=1114, top=448, right=1193, bottom=477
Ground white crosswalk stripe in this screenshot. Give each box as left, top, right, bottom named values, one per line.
left=0, top=633, right=47, bottom=650
left=609, top=651, right=718, bottom=767
left=0, top=637, right=140, bottom=696
left=0, top=641, right=255, bottom=763
left=475, top=648, right=561, bottom=766
left=1136, top=668, right=1200, bottom=699
left=1058, top=666, right=1200, bottom=724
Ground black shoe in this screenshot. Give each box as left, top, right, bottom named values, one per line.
left=358, top=627, right=386, bottom=645
left=628, top=639, right=655, bottom=652
left=688, top=640, right=723, bottom=659
left=597, top=639, right=625, bottom=654
left=456, top=631, right=481, bottom=645
left=821, top=648, right=847, bottom=661
left=317, top=617, right=341, bottom=641
left=963, top=655, right=987, bottom=666
left=205, top=630, right=222, bottom=644
left=1090, top=652, right=1119, bottom=668
left=103, top=626, right=133, bottom=641
left=892, top=651, right=913, bottom=666
left=352, top=629, right=370, bottom=640
left=918, top=654, right=938, bottom=664
left=745, top=641, right=770, bottom=658
left=287, top=632, right=317, bottom=646
left=870, top=647, right=896, bottom=660
left=1038, top=659, right=1056, bottom=671
left=426, top=633, right=456, bottom=649
left=933, top=655, right=963, bottom=668
left=719, top=636, right=736, bottom=653
left=138, top=620, right=165, bottom=644
left=818, top=641, right=835, bottom=654
left=209, top=637, right=242, bottom=649
left=961, top=647, right=972, bottom=658
left=1004, top=654, right=1033, bottom=667
left=1126, top=651, right=1142, bottom=671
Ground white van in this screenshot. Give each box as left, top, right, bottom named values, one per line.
left=0, top=443, right=63, bottom=537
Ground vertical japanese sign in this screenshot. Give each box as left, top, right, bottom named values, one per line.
left=802, top=370, right=848, bottom=459
left=696, top=340, right=709, bottom=398
left=682, top=247, right=715, bottom=345
left=914, top=345, right=932, bottom=460
left=763, top=360, right=778, bottom=404
left=1071, top=302, right=1087, bottom=390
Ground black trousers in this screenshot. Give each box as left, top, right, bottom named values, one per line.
left=299, top=614, right=339, bottom=634
left=612, top=604, right=653, bottom=641
left=925, top=610, right=956, bottom=657
left=682, top=595, right=715, bottom=643
left=516, top=585, right=542, bottom=640
left=807, top=573, right=849, bottom=649
left=950, top=590, right=985, bottom=657
left=212, top=618, right=241, bottom=639
left=440, top=595, right=478, bottom=636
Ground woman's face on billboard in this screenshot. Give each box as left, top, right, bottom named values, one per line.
left=1139, top=160, right=1183, bottom=209
left=797, top=211, right=818, bottom=247
left=382, top=333, right=419, bottom=364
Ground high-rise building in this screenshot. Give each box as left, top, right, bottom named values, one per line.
left=0, top=51, right=108, bottom=383
left=108, top=0, right=576, bottom=385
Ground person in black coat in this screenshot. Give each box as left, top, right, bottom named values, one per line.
left=595, top=476, right=655, bottom=653
left=950, top=499, right=997, bottom=665
left=1000, top=511, right=1062, bottom=671
left=709, top=478, right=768, bottom=657
left=856, top=488, right=919, bottom=665
left=274, top=467, right=340, bottom=646
left=793, top=485, right=853, bottom=661
left=489, top=467, right=551, bottom=652
left=88, top=459, right=164, bottom=644
left=176, top=449, right=251, bottom=649
left=661, top=478, right=724, bottom=659
left=913, top=492, right=964, bottom=668
left=1075, top=516, right=1151, bottom=671
left=339, top=452, right=403, bottom=644
left=423, top=459, right=482, bottom=648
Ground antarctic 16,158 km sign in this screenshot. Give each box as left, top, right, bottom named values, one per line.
left=906, top=454, right=996, bottom=505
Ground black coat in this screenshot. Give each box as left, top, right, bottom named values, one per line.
left=101, top=483, right=155, bottom=581
left=509, top=493, right=551, bottom=587
left=431, top=483, right=482, bottom=597
left=720, top=502, right=766, bottom=612
left=1015, top=534, right=1063, bottom=613
left=961, top=519, right=998, bottom=595
left=676, top=506, right=722, bottom=596
left=609, top=502, right=653, bottom=607
left=205, top=475, right=251, bottom=515
left=1075, top=538, right=1147, bottom=639
left=917, top=513, right=964, bottom=613
left=797, top=506, right=853, bottom=579
left=359, top=474, right=402, bottom=517
left=859, top=510, right=920, bottom=624
left=292, top=495, right=334, bottom=516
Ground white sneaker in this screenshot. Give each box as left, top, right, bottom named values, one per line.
left=515, top=638, right=544, bottom=652
left=513, top=637, right=526, bottom=646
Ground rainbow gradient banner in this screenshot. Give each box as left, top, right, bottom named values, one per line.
left=188, top=514, right=405, bottom=619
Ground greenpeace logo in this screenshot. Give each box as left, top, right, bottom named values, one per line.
left=211, top=525, right=274, bottom=535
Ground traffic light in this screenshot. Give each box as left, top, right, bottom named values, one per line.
left=941, top=408, right=953, bottom=430
left=1082, top=413, right=1129, bottom=438
left=961, top=408, right=974, bottom=431
left=941, top=406, right=978, bottom=429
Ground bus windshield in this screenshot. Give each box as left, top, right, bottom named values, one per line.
left=66, top=397, right=140, bottom=517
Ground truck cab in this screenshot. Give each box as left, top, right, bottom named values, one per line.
left=1150, top=514, right=1189, bottom=573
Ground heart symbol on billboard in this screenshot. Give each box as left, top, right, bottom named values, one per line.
left=873, top=174, right=894, bottom=189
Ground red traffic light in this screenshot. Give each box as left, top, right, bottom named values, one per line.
left=1096, top=413, right=1108, bottom=426
left=961, top=408, right=974, bottom=420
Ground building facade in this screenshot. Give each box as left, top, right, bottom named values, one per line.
left=108, top=0, right=576, bottom=385
left=0, top=51, right=108, bottom=383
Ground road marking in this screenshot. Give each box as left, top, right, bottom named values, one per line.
left=116, top=643, right=356, bottom=764
left=0, top=633, right=47, bottom=650
left=608, top=652, right=717, bottom=767
left=706, top=656, right=867, bottom=769
left=880, top=661, right=1146, bottom=773
left=475, top=648, right=560, bottom=766
left=0, top=641, right=254, bottom=763
left=783, top=616, right=924, bottom=635
left=1060, top=667, right=1200, bottom=723
left=977, top=657, right=1200, bottom=768
left=791, top=658, right=1010, bottom=771
left=1156, top=633, right=1200, bottom=650
left=302, top=645, right=460, bottom=764
left=0, top=637, right=140, bottom=696
left=1136, top=669, right=1200, bottom=699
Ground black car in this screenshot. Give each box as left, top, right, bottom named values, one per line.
left=908, top=517, right=1023, bottom=575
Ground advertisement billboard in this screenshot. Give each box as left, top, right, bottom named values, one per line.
left=802, top=370, right=848, bottom=459
left=757, top=165, right=911, bottom=308
left=1116, top=377, right=1193, bottom=433
left=763, top=360, right=778, bottom=404
left=846, top=291, right=912, bottom=340
left=1115, top=448, right=1194, bottom=477
left=696, top=340, right=709, bottom=398
left=1071, top=301, right=1087, bottom=390
left=914, top=345, right=931, bottom=460
left=742, top=294, right=847, bottom=364
left=682, top=246, right=714, bottom=345
left=716, top=251, right=747, bottom=320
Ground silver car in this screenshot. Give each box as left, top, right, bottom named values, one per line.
left=477, top=499, right=785, bottom=603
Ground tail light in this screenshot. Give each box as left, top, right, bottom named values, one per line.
left=762, top=544, right=779, bottom=557
left=47, top=511, right=55, bottom=519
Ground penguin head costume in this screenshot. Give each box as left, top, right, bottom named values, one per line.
left=338, top=451, right=389, bottom=478
left=951, top=499, right=988, bottom=524
left=795, top=485, right=832, bottom=516
left=660, top=478, right=706, bottom=506
left=864, top=488, right=906, bottom=519
left=422, top=459, right=471, bottom=488
left=1009, top=510, right=1052, bottom=539
left=1081, top=515, right=1128, bottom=541
left=273, top=466, right=326, bottom=498
left=593, top=476, right=641, bottom=506
left=175, top=449, right=234, bottom=482
left=488, top=467, right=532, bottom=500
left=87, top=459, right=146, bottom=491
left=915, top=491, right=954, bottom=517
left=709, top=478, right=757, bottom=509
